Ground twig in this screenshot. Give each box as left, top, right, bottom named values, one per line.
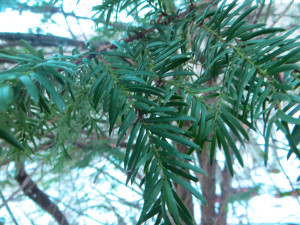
left=96, top=5, right=196, bottom=52
left=51, top=195, right=105, bottom=224
left=10, top=2, right=128, bottom=30
left=252, top=0, right=265, bottom=24
left=264, top=0, right=273, bottom=24
left=0, top=161, right=44, bottom=210
left=272, top=146, right=300, bottom=207
left=266, top=13, right=300, bottom=19
left=107, top=201, right=126, bottom=225
left=271, top=0, right=294, bottom=27
left=61, top=6, right=77, bottom=40
left=74, top=11, right=88, bottom=42
left=16, top=164, right=70, bottom=225
left=188, top=22, right=193, bottom=50
left=0, top=191, right=19, bottom=225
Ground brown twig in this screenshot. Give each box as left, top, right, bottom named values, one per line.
left=16, top=163, right=70, bottom=225
left=74, top=11, right=88, bottom=42
left=264, top=0, right=273, bottom=24
left=0, top=191, right=19, bottom=225
left=0, top=161, right=44, bottom=210
left=252, top=1, right=265, bottom=24
left=61, top=6, right=77, bottom=40
left=271, top=0, right=294, bottom=27
left=272, top=144, right=300, bottom=207
left=188, top=22, right=193, bottom=50
left=97, top=5, right=196, bottom=53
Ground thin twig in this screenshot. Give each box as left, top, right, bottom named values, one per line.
left=0, top=161, right=44, bottom=210
left=51, top=195, right=105, bottom=224
left=0, top=191, right=19, bottom=225
left=188, top=22, right=193, bottom=50
left=96, top=5, right=196, bottom=52
left=61, top=6, right=77, bottom=40
left=74, top=11, right=88, bottom=42
left=264, top=0, right=273, bottom=24
left=252, top=0, right=265, bottom=24
left=271, top=0, right=294, bottom=27
left=272, top=146, right=300, bottom=207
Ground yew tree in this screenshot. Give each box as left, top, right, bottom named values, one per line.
left=0, top=0, right=299, bottom=224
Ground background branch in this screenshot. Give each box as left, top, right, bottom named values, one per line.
left=271, top=0, right=294, bottom=27
left=0, top=32, right=85, bottom=48
left=0, top=191, right=19, bottom=225
left=16, top=163, right=70, bottom=225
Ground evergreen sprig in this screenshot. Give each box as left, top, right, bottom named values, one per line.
left=0, top=0, right=299, bottom=224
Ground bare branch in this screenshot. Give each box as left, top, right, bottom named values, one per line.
left=0, top=191, right=19, bottom=225
left=16, top=163, right=70, bottom=225
left=264, top=0, right=273, bottom=23
left=252, top=1, right=266, bottom=24
left=0, top=161, right=44, bottom=209
left=96, top=5, right=196, bottom=52
left=3, top=2, right=128, bottom=30
left=272, top=142, right=300, bottom=207
left=271, top=0, right=295, bottom=27
left=61, top=6, right=77, bottom=40
left=0, top=32, right=85, bottom=48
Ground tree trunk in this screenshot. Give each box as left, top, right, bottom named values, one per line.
left=195, top=64, right=232, bottom=225
left=216, top=164, right=232, bottom=225
left=197, top=146, right=217, bottom=225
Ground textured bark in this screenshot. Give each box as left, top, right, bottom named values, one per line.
left=216, top=165, right=232, bottom=225
left=197, top=147, right=217, bottom=225
left=16, top=164, right=69, bottom=225
left=195, top=1, right=231, bottom=224
left=197, top=92, right=232, bottom=225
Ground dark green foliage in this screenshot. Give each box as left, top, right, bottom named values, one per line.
left=0, top=0, right=299, bottom=224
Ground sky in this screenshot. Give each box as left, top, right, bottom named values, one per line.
left=0, top=0, right=97, bottom=39
left=0, top=0, right=299, bottom=39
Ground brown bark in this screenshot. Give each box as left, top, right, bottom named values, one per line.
left=195, top=1, right=231, bottom=224
left=16, top=164, right=69, bottom=225
left=97, top=5, right=196, bottom=52
left=197, top=147, right=217, bottom=225
left=196, top=87, right=233, bottom=225
left=215, top=165, right=232, bottom=225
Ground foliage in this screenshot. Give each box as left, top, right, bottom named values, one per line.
left=0, top=0, right=299, bottom=224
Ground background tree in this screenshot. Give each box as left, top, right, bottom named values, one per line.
left=0, top=0, right=299, bottom=224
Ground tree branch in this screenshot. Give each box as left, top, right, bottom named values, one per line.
left=16, top=164, right=69, bottom=225
left=271, top=0, right=294, bottom=27
left=61, top=6, right=77, bottom=40
left=3, top=2, right=128, bottom=30
left=0, top=32, right=85, bottom=48
left=0, top=191, right=19, bottom=225
left=96, top=5, right=196, bottom=52
left=0, top=161, right=44, bottom=210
